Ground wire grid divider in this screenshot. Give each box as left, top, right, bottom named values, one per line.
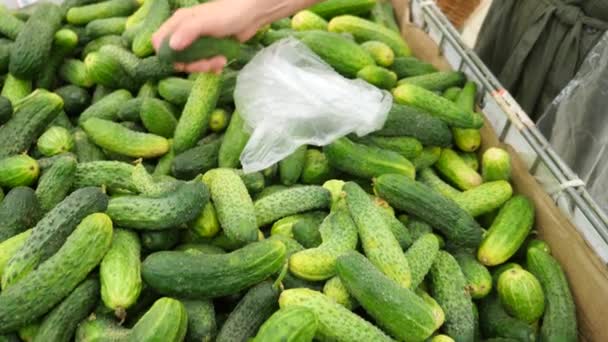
left=411, top=0, right=608, bottom=262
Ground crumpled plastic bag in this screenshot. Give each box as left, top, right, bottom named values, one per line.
left=234, top=38, right=392, bottom=173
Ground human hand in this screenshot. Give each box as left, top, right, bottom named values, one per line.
left=152, top=0, right=263, bottom=74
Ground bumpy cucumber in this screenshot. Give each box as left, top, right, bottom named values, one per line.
left=323, top=276, right=358, bottom=310
left=280, top=145, right=307, bottom=186
left=482, top=147, right=511, bottom=181
left=404, top=233, right=440, bottom=289
left=412, top=146, right=442, bottom=170
left=279, top=288, right=393, bottom=342
left=85, top=17, right=127, bottom=38
left=478, top=195, right=534, bottom=266
left=374, top=174, right=484, bottom=248
left=78, top=89, right=132, bottom=123
left=0, top=230, right=31, bottom=279
left=37, top=29, right=80, bottom=90
left=292, top=219, right=322, bottom=248
left=452, top=81, right=481, bottom=152
left=66, top=0, right=137, bottom=25
left=376, top=204, right=413, bottom=249
left=142, top=239, right=285, bottom=298
left=0, top=154, right=39, bottom=188
left=497, top=267, right=545, bottom=323
left=443, top=86, right=462, bottom=101
left=33, top=278, right=99, bottom=342
left=526, top=247, right=576, bottom=341
left=289, top=201, right=358, bottom=280
left=130, top=297, right=188, bottom=342
left=206, top=168, right=258, bottom=245
left=417, top=167, right=460, bottom=199
left=361, top=40, right=394, bottom=67
left=454, top=251, right=492, bottom=299
left=82, top=118, right=169, bottom=159
left=309, top=0, right=376, bottom=18
left=253, top=306, right=317, bottom=342
left=344, top=182, right=411, bottom=288
left=74, top=161, right=137, bottom=193
left=397, top=71, right=466, bottom=91
left=301, top=149, right=334, bottom=184
left=254, top=185, right=331, bottom=227
left=106, top=180, right=208, bottom=230
left=173, top=72, right=222, bottom=154
left=458, top=151, right=479, bottom=171
left=75, top=315, right=130, bottom=342
left=416, top=288, right=445, bottom=330
left=37, top=126, right=74, bottom=157
left=132, top=0, right=170, bottom=57
left=2, top=188, right=108, bottom=289
left=337, top=251, right=437, bottom=341
left=328, top=15, right=411, bottom=56
left=141, top=229, right=180, bottom=251
left=324, top=137, right=415, bottom=180
left=72, top=128, right=105, bottom=163
left=189, top=202, right=221, bottom=238
left=292, top=10, right=328, bottom=31
left=478, top=294, right=536, bottom=342
left=0, top=187, right=40, bottom=243
left=35, top=154, right=77, bottom=212
left=270, top=211, right=326, bottom=238
left=218, top=110, right=250, bottom=168
left=0, top=5, right=24, bottom=40
left=356, top=135, right=422, bottom=159
left=181, top=299, right=216, bottom=342
left=357, top=65, right=397, bottom=89
left=0, top=213, right=113, bottom=333
left=453, top=180, right=513, bottom=217
left=435, top=148, right=483, bottom=190
left=59, top=59, right=94, bottom=88
left=157, top=77, right=192, bottom=105
left=429, top=251, right=475, bottom=342
left=100, top=229, right=142, bottom=320
left=236, top=169, right=266, bottom=194
left=85, top=51, right=137, bottom=91
left=216, top=280, right=280, bottom=342
left=171, top=137, right=221, bottom=180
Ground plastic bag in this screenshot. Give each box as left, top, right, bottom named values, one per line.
left=537, top=32, right=608, bottom=214
left=234, top=38, right=392, bottom=173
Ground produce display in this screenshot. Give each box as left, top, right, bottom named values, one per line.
left=0, top=0, right=577, bottom=341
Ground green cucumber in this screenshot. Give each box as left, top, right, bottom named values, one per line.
left=126, top=0, right=154, bottom=29
left=0, top=213, right=113, bottom=333
left=361, top=40, right=395, bottom=67
left=37, top=126, right=74, bottom=157
left=100, top=229, right=142, bottom=320
left=0, top=230, right=32, bottom=278
left=435, top=148, right=483, bottom=190
left=289, top=201, right=358, bottom=281
left=79, top=89, right=133, bottom=123
left=0, top=187, right=40, bottom=243
left=376, top=204, right=413, bottom=249
left=300, top=30, right=375, bottom=78
left=209, top=109, right=230, bottom=132
left=430, top=251, right=475, bottom=342
left=252, top=306, right=317, bottom=342
left=142, top=239, right=286, bottom=298
left=270, top=211, right=326, bottom=237
left=344, top=182, right=411, bottom=288
left=235, top=169, right=266, bottom=194
left=482, top=147, right=512, bottom=181
left=189, top=202, right=220, bottom=238
left=417, top=167, right=460, bottom=199
left=254, top=185, right=331, bottom=226
left=301, top=149, right=334, bottom=184
left=443, top=86, right=462, bottom=101
left=280, top=145, right=307, bottom=186
left=279, top=288, right=393, bottom=342
left=173, top=72, right=222, bottom=154
left=84, top=51, right=137, bottom=91
left=106, top=180, right=208, bottom=230
left=66, top=0, right=138, bottom=25
left=130, top=297, right=188, bottom=342
left=182, top=299, right=216, bottom=342
left=171, top=138, right=221, bottom=180
left=391, top=56, right=437, bottom=78
left=141, top=229, right=180, bottom=251
left=82, top=118, right=169, bottom=158
left=85, top=17, right=127, bottom=38
left=132, top=0, right=171, bottom=57
left=55, top=86, right=91, bottom=117
left=478, top=195, right=534, bottom=266
left=116, top=98, right=142, bottom=121
left=159, top=36, right=241, bottom=63
left=272, top=18, right=292, bottom=30
left=0, top=154, right=39, bottom=188
left=135, top=56, right=174, bottom=82
left=404, top=233, right=440, bottom=289
left=478, top=294, right=536, bottom=342
left=355, top=135, right=422, bottom=159
left=453, top=180, right=513, bottom=217
left=416, top=288, right=446, bottom=330
left=398, top=71, right=466, bottom=91
left=336, top=251, right=437, bottom=341
left=0, top=96, right=11, bottom=125
left=292, top=219, right=322, bottom=248
left=412, top=146, right=442, bottom=170
left=140, top=98, right=178, bottom=138
left=0, top=90, right=63, bottom=158
left=452, top=81, right=481, bottom=152
left=357, top=65, right=397, bottom=89
left=454, top=251, right=492, bottom=299
left=406, top=218, right=433, bottom=242
left=157, top=77, right=192, bottom=106
left=37, top=29, right=80, bottom=90
left=526, top=247, right=576, bottom=341
left=218, top=110, right=250, bottom=168
left=35, top=155, right=77, bottom=212
left=393, top=83, right=484, bottom=128
left=75, top=315, right=130, bottom=342
left=328, top=15, right=411, bottom=56
left=1, top=74, right=32, bottom=105
left=9, top=3, right=63, bottom=80
left=374, top=174, right=484, bottom=248
left=205, top=168, right=258, bottom=245
left=324, top=137, right=415, bottom=180
left=497, top=267, right=545, bottom=323
left=370, top=1, right=400, bottom=32
left=0, top=5, right=24, bottom=40
left=216, top=280, right=280, bottom=342
left=323, top=276, right=358, bottom=310
left=81, top=35, right=125, bottom=58
left=309, top=0, right=376, bottom=19
left=458, top=151, right=479, bottom=170
left=292, top=10, right=328, bottom=31
left=59, top=59, right=94, bottom=88
left=74, top=161, right=136, bottom=193
left=33, top=278, right=99, bottom=342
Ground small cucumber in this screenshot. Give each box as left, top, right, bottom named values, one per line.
left=85, top=17, right=127, bottom=38
left=100, top=229, right=142, bottom=320
left=140, top=98, right=178, bottom=138
left=301, top=149, right=334, bottom=185
left=292, top=10, right=328, bottom=31
left=130, top=297, right=188, bottom=342
left=357, top=65, right=397, bottom=89
left=59, top=59, right=94, bottom=88
left=106, top=180, right=208, bottom=230
left=157, top=77, right=192, bottom=106
left=270, top=211, right=326, bottom=238
left=279, top=145, right=307, bottom=186
left=404, top=233, right=440, bottom=289
left=454, top=251, right=492, bottom=299
left=74, top=161, right=136, bottom=193
left=336, top=251, right=437, bottom=341
left=66, top=0, right=138, bottom=25
left=159, top=36, right=241, bottom=63
left=453, top=180, right=513, bottom=217
left=417, top=167, right=460, bottom=199
left=292, top=220, right=322, bottom=248
left=376, top=205, right=413, bottom=249
left=416, top=288, right=445, bottom=330
left=279, top=288, right=393, bottom=342
left=435, top=148, right=483, bottom=190
left=79, top=89, right=133, bottom=123
left=458, top=151, right=479, bottom=171
left=182, top=299, right=216, bottom=342
left=1, top=74, right=32, bottom=105
left=323, top=276, right=358, bottom=310
left=73, top=129, right=106, bottom=163
left=361, top=40, right=395, bottom=67
left=397, top=71, right=466, bottom=91
left=482, top=147, right=512, bottom=181
left=75, top=315, right=130, bottom=342
left=141, top=229, right=180, bottom=251
left=443, top=87, right=462, bottom=101
left=370, top=1, right=400, bottom=32
left=0, top=230, right=31, bottom=278
left=497, top=267, right=545, bottom=323
left=37, top=126, right=74, bottom=157
left=216, top=280, right=280, bottom=342
left=412, top=146, right=442, bottom=170
left=289, top=201, right=358, bottom=281
left=479, top=294, right=536, bottom=342
left=205, top=168, right=258, bottom=245
left=254, top=185, right=331, bottom=227
left=452, top=81, right=482, bottom=152
left=0, top=187, right=40, bottom=243
left=209, top=108, right=230, bottom=132
left=35, top=154, right=77, bottom=212
left=0, top=154, right=40, bottom=188
left=218, top=110, right=250, bottom=168
left=252, top=306, right=317, bottom=342
left=356, top=135, right=423, bottom=159
left=189, top=202, right=221, bottom=239
left=132, top=0, right=170, bottom=57
left=344, top=182, right=411, bottom=288
left=478, top=196, right=534, bottom=266
left=328, top=15, right=411, bottom=56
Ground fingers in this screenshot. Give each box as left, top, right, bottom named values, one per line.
left=152, top=9, right=189, bottom=50
left=181, top=56, right=228, bottom=74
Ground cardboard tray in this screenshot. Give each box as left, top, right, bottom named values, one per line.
left=391, top=1, right=608, bottom=340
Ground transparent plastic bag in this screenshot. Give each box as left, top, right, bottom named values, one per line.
left=234, top=38, right=392, bottom=173
left=537, top=32, right=608, bottom=214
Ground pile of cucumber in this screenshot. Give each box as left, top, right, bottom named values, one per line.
left=0, top=0, right=577, bottom=341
